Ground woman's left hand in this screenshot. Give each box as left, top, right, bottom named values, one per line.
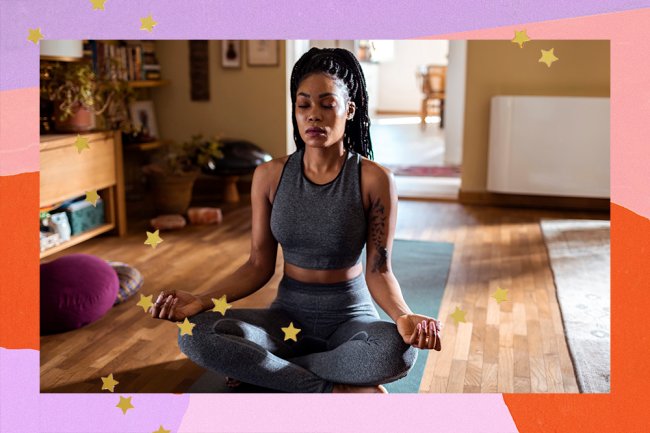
left=396, top=313, right=442, bottom=351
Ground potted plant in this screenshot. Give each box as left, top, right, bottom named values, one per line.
left=143, top=134, right=224, bottom=214
left=41, top=61, right=133, bottom=132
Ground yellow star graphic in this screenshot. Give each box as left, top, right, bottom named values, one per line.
left=153, top=426, right=171, bottom=433
left=116, top=396, right=134, bottom=414
left=136, top=294, right=154, bottom=313
left=140, top=14, right=158, bottom=32
left=90, top=0, right=107, bottom=10
left=73, top=134, right=90, bottom=153
left=539, top=48, right=559, bottom=68
left=177, top=318, right=196, bottom=336
left=281, top=322, right=301, bottom=342
left=27, top=28, right=44, bottom=44
left=85, top=190, right=100, bottom=207
left=101, top=373, right=119, bottom=392
left=492, top=287, right=509, bottom=304
left=449, top=306, right=467, bottom=325
left=211, top=295, right=232, bottom=316
left=512, top=29, right=531, bottom=49
left=144, top=230, right=163, bottom=248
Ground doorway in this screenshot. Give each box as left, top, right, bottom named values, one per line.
left=286, top=40, right=466, bottom=200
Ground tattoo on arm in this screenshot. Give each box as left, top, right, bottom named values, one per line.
left=369, top=198, right=389, bottom=273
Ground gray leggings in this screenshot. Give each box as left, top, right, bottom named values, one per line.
left=177, top=274, right=418, bottom=393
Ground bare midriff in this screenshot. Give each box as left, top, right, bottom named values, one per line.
left=283, top=262, right=364, bottom=284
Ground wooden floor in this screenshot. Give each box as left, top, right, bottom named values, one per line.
left=40, top=195, right=608, bottom=393
left=372, top=114, right=447, bottom=167
left=372, top=115, right=460, bottom=200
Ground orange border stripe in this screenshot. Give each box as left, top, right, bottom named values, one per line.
left=0, top=172, right=40, bottom=349
left=504, top=203, right=650, bottom=431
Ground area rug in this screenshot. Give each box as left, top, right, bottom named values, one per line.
left=188, top=239, right=454, bottom=393
left=540, top=219, right=611, bottom=393
left=383, top=164, right=461, bottom=178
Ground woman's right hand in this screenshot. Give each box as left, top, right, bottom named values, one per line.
left=150, top=289, right=205, bottom=322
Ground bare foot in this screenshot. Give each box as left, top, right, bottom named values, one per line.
left=225, top=377, right=242, bottom=388
left=332, top=383, right=388, bottom=393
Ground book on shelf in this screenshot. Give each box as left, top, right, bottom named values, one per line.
left=142, top=64, right=162, bottom=80
left=85, top=40, right=162, bottom=82
left=143, top=71, right=162, bottom=80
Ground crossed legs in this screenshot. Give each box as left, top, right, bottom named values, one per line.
left=178, top=308, right=417, bottom=393
left=288, top=315, right=418, bottom=386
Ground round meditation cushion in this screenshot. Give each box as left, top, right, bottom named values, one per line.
left=108, top=261, right=144, bottom=305
left=40, top=253, right=119, bottom=335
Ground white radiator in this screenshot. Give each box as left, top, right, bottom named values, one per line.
left=487, top=96, right=610, bottom=198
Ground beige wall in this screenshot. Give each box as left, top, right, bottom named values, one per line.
left=461, top=40, right=610, bottom=192
left=152, top=41, right=287, bottom=158
left=376, top=40, right=448, bottom=113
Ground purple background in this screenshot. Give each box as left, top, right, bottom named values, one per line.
left=2, top=0, right=650, bottom=90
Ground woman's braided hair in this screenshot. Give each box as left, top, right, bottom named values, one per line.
left=290, top=47, right=374, bottom=160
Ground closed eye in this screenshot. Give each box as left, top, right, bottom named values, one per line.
left=297, top=105, right=334, bottom=109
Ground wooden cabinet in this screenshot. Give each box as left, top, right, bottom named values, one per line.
left=40, top=131, right=127, bottom=258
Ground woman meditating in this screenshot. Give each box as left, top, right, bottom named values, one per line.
left=150, top=47, right=442, bottom=393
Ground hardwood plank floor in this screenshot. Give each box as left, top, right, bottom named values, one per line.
left=40, top=195, right=606, bottom=393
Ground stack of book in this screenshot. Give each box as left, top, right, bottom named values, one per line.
left=140, top=41, right=162, bottom=80
left=84, top=40, right=162, bottom=81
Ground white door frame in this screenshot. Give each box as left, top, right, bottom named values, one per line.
left=444, top=40, right=467, bottom=166
left=285, top=40, right=310, bottom=155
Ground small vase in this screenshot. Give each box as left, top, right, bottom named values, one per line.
left=53, top=102, right=96, bottom=133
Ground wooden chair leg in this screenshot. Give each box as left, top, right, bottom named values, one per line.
left=421, top=98, right=428, bottom=129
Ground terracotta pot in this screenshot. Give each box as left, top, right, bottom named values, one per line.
left=53, top=102, right=95, bottom=132
left=144, top=166, right=200, bottom=215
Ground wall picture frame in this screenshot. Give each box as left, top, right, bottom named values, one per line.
left=247, top=40, right=279, bottom=66
left=129, top=100, right=158, bottom=141
left=221, top=40, right=242, bottom=69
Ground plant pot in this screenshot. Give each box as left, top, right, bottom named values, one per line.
left=53, top=102, right=96, bottom=133
left=144, top=166, right=200, bottom=215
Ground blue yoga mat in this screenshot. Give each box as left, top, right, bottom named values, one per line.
left=188, top=239, right=453, bottom=393
left=367, top=239, right=453, bottom=393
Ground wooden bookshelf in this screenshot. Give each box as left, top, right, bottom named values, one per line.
left=40, top=131, right=127, bottom=259
left=128, top=80, right=169, bottom=88
left=40, top=223, right=115, bottom=259
left=124, top=140, right=165, bottom=151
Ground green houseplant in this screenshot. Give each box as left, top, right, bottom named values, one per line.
left=143, top=134, right=224, bottom=214
left=41, top=61, right=133, bottom=132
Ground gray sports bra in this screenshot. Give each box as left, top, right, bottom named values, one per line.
left=270, top=148, right=367, bottom=270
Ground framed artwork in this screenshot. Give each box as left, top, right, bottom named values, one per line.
left=129, top=100, right=158, bottom=141
left=247, top=40, right=279, bottom=66
left=221, top=40, right=241, bottom=68
left=189, top=40, right=210, bottom=101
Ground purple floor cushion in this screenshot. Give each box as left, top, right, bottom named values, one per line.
left=108, top=261, right=144, bottom=305
left=40, top=253, right=119, bottom=335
